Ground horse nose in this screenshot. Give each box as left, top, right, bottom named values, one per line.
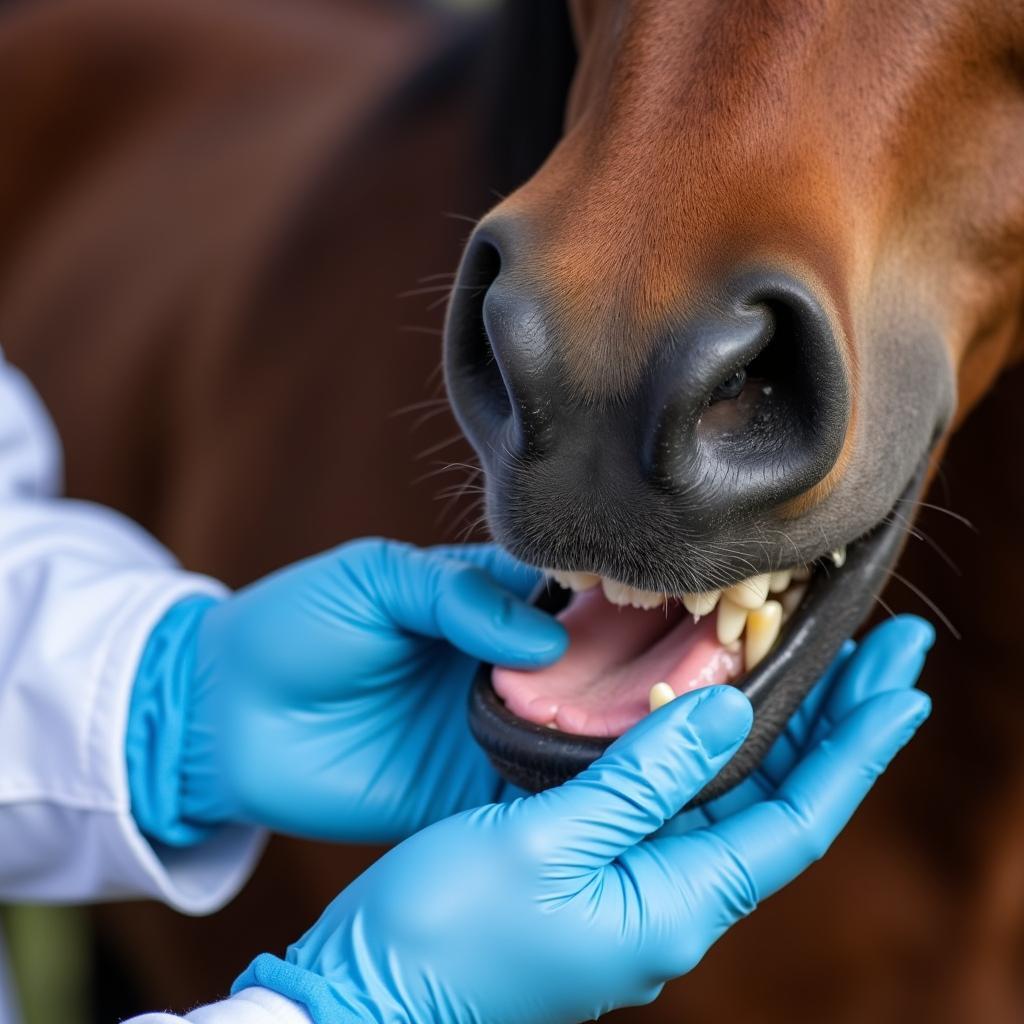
left=445, top=228, right=849, bottom=524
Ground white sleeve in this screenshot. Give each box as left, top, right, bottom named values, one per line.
left=0, top=351, right=266, bottom=912
left=127, top=988, right=314, bottom=1024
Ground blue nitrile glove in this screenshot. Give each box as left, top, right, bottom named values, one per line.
left=126, top=539, right=567, bottom=846
left=660, top=613, right=936, bottom=836
left=234, top=619, right=932, bottom=1024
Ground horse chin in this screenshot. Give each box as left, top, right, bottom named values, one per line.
left=467, top=454, right=931, bottom=804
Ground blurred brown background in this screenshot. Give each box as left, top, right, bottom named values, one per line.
left=0, top=1, right=1022, bottom=1021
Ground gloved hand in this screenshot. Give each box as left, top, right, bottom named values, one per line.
left=235, top=617, right=933, bottom=1024
left=126, top=539, right=566, bottom=846
left=661, top=614, right=935, bottom=835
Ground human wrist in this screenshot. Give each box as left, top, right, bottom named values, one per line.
left=125, top=594, right=220, bottom=847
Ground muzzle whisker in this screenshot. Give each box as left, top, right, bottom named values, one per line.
left=397, top=324, right=445, bottom=338
left=414, top=432, right=474, bottom=461
left=887, top=568, right=961, bottom=640
left=887, top=510, right=963, bottom=577
left=895, top=498, right=977, bottom=533
left=412, top=460, right=482, bottom=487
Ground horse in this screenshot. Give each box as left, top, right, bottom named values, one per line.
left=447, top=0, right=1024, bottom=793
left=1, top=0, right=1022, bottom=1020
left=445, top=2, right=1024, bottom=1019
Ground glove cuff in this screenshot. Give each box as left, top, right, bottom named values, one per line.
left=126, top=594, right=220, bottom=847
left=234, top=954, right=380, bottom=1024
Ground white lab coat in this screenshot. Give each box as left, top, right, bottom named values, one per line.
left=0, top=352, right=311, bottom=1024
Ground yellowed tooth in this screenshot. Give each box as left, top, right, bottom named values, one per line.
left=550, top=570, right=600, bottom=592
left=745, top=600, right=783, bottom=670
left=792, top=565, right=812, bottom=581
left=601, top=577, right=632, bottom=606
left=681, top=589, right=721, bottom=619
left=829, top=546, right=847, bottom=568
left=779, top=583, right=808, bottom=622
left=768, top=570, right=792, bottom=593
left=601, top=577, right=664, bottom=609
left=724, top=573, right=770, bottom=610
left=648, top=681, right=676, bottom=712
left=628, top=588, right=667, bottom=610
left=716, top=596, right=748, bottom=645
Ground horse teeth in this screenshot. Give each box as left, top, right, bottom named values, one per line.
left=780, top=583, right=808, bottom=622
left=549, top=569, right=600, bottom=592
left=681, top=589, right=721, bottom=619
left=648, top=682, right=676, bottom=712
left=745, top=600, right=783, bottom=670
left=716, top=596, right=748, bottom=645
left=724, top=573, right=770, bottom=609
left=558, top=557, right=820, bottom=680
left=829, top=546, right=847, bottom=568
left=601, top=578, right=631, bottom=605
left=601, top=578, right=665, bottom=609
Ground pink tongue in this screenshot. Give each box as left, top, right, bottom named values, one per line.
left=492, top=588, right=743, bottom=737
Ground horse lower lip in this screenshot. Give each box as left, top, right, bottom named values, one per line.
left=468, top=457, right=931, bottom=805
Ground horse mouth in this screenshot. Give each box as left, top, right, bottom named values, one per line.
left=468, top=458, right=930, bottom=801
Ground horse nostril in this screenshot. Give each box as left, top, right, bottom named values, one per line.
left=445, top=223, right=560, bottom=462
left=709, top=366, right=748, bottom=403
left=653, top=271, right=850, bottom=517
left=444, top=236, right=511, bottom=430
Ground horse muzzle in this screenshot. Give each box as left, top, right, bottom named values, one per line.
left=443, top=218, right=927, bottom=800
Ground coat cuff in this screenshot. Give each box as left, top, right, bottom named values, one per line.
left=127, top=987, right=313, bottom=1024
left=94, top=573, right=267, bottom=914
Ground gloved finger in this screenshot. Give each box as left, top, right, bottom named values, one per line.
left=670, top=641, right=862, bottom=832
left=779, top=638, right=857, bottom=744
left=812, top=615, right=933, bottom=742
left=379, top=543, right=567, bottom=667
left=529, top=686, right=753, bottom=867
left=664, top=687, right=930, bottom=933
left=428, top=543, right=542, bottom=601
left=753, top=638, right=858, bottom=787
left=754, top=617, right=932, bottom=794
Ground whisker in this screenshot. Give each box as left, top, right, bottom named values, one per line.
left=455, top=509, right=490, bottom=544
left=887, top=569, right=961, bottom=639
left=896, top=498, right=977, bottom=532
left=428, top=291, right=463, bottom=311
left=435, top=483, right=487, bottom=501
left=887, top=510, right=962, bottom=576
left=389, top=397, right=449, bottom=418
left=398, top=325, right=444, bottom=337
left=443, top=211, right=481, bottom=226
left=412, top=461, right=481, bottom=486
left=872, top=590, right=898, bottom=621
left=411, top=407, right=456, bottom=433
left=399, top=283, right=465, bottom=299
left=416, top=432, right=470, bottom=459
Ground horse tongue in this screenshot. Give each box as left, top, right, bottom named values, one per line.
left=492, top=588, right=742, bottom=738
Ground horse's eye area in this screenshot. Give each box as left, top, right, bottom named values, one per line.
left=710, top=367, right=747, bottom=403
